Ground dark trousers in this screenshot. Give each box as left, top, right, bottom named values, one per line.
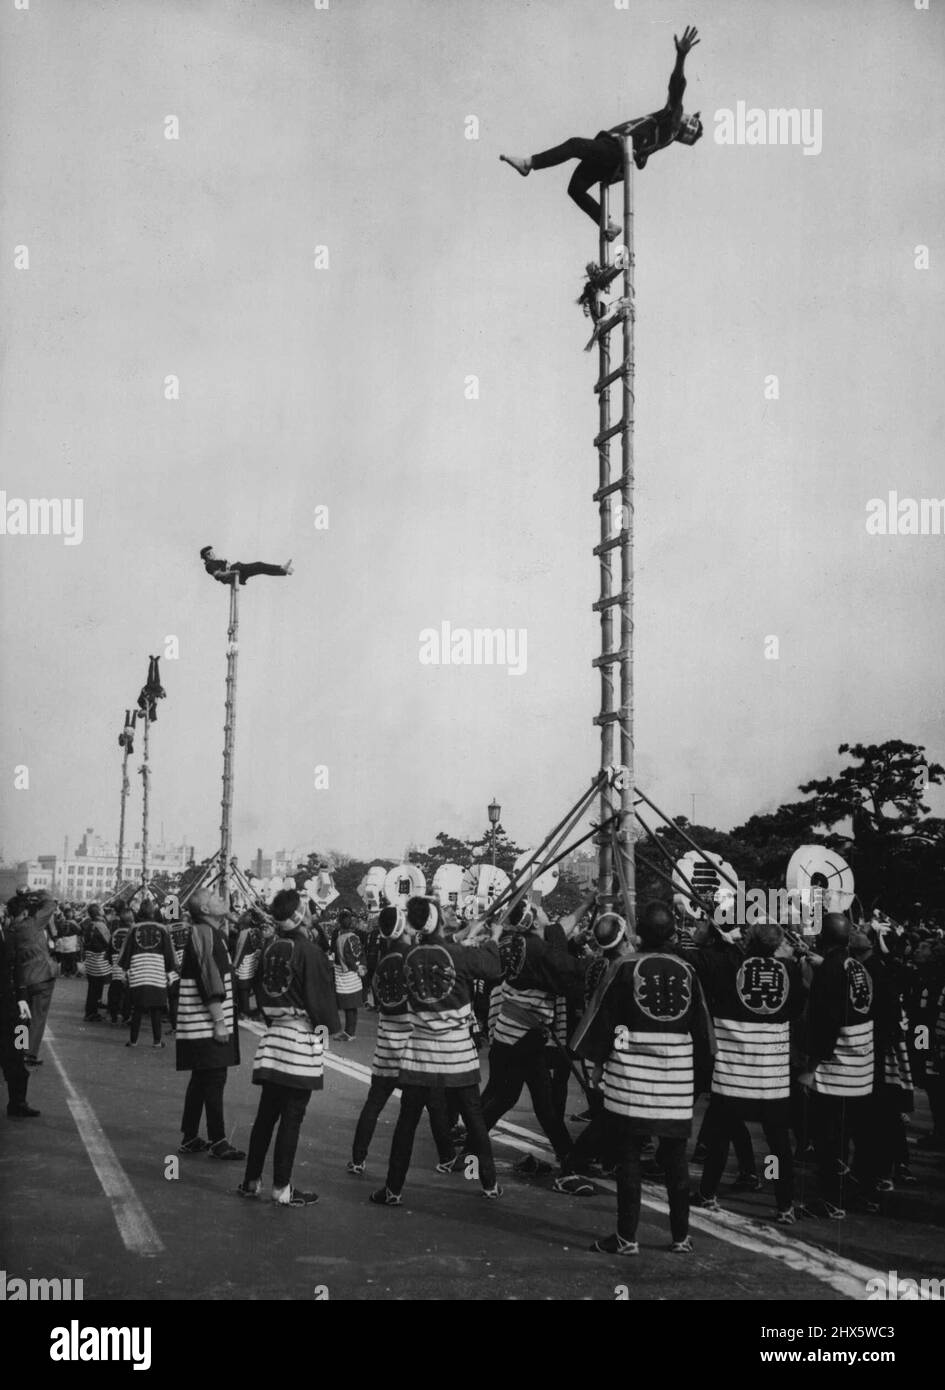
left=84, top=975, right=107, bottom=1019
left=26, top=980, right=55, bottom=1057
left=700, top=1104, right=794, bottom=1209
left=236, top=981, right=254, bottom=1017
left=352, top=1075, right=453, bottom=1165
left=809, top=1094, right=865, bottom=1207
left=244, top=1082, right=311, bottom=1189
left=235, top=561, right=284, bottom=584
left=388, top=1084, right=496, bottom=1193
left=2, top=1028, right=29, bottom=1107
left=167, top=979, right=180, bottom=1029
left=608, top=1118, right=689, bottom=1242
left=698, top=1094, right=756, bottom=1173
left=481, top=1033, right=573, bottom=1162
left=531, top=134, right=622, bottom=225
left=564, top=1091, right=614, bottom=1173
left=343, top=1006, right=358, bottom=1036
left=181, top=1067, right=228, bottom=1144
left=107, top=979, right=130, bottom=1023
left=547, top=1046, right=571, bottom=1121
left=130, top=1005, right=163, bottom=1045
left=926, top=1077, right=945, bottom=1137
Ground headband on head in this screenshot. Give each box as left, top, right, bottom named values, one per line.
left=594, top=912, right=627, bottom=950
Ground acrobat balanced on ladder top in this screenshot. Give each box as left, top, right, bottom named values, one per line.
left=590, top=136, right=635, bottom=924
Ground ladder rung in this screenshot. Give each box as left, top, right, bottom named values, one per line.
left=593, top=710, right=626, bottom=727
left=596, top=307, right=629, bottom=337
left=593, top=479, right=623, bottom=501
left=593, top=535, right=625, bottom=556
left=594, top=420, right=626, bottom=447
left=594, top=364, right=628, bottom=393
left=593, top=593, right=627, bottom=612
left=593, top=648, right=630, bottom=668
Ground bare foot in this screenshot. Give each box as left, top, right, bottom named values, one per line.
left=604, top=219, right=622, bottom=242
left=283, top=559, right=294, bottom=575
left=500, top=154, right=531, bottom=177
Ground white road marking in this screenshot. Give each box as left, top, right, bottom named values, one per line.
left=240, top=1020, right=886, bottom=1298
left=45, top=1026, right=165, bottom=1257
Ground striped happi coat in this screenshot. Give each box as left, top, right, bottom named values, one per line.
left=696, top=948, right=807, bottom=1120
left=119, top=922, right=177, bottom=1007
left=492, top=930, right=582, bottom=1047
left=370, top=941, right=413, bottom=1078
left=808, top=952, right=876, bottom=1100
left=398, top=936, right=502, bottom=1088
left=252, top=928, right=340, bottom=1091
left=233, top=925, right=262, bottom=983
left=175, top=922, right=240, bottom=1073
left=83, top=921, right=113, bottom=979
left=573, top=950, right=713, bottom=1137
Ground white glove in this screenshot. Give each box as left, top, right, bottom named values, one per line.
left=18, top=1000, right=32, bottom=1022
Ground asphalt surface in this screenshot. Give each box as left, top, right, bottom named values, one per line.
left=2, top=977, right=943, bottom=1302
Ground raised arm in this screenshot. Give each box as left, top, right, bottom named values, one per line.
left=667, top=25, right=700, bottom=112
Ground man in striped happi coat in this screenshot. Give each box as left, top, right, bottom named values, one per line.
left=232, top=910, right=265, bottom=1020
left=81, top=903, right=113, bottom=1023
left=348, top=905, right=453, bottom=1176
left=106, top=909, right=134, bottom=1026
left=237, top=890, right=339, bottom=1207
left=694, top=921, right=809, bottom=1223
left=848, top=931, right=914, bottom=1205
left=574, top=902, right=713, bottom=1257
left=175, top=889, right=245, bottom=1161
left=369, top=896, right=503, bottom=1206
left=118, top=906, right=177, bottom=1047
left=799, top=914, right=878, bottom=1219
left=330, top=910, right=364, bottom=1041
left=474, top=900, right=587, bottom=1190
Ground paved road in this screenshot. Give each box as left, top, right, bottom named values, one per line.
left=2, top=978, right=943, bottom=1301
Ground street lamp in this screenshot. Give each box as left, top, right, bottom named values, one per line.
left=488, top=798, right=501, bottom=866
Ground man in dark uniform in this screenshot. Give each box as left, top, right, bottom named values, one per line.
left=2, top=899, right=38, bottom=1118
left=500, top=26, right=703, bottom=232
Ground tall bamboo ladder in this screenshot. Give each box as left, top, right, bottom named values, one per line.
left=219, top=579, right=240, bottom=888
left=592, top=135, right=636, bottom=922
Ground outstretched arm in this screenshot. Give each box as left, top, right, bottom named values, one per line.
left=667, top=25, right=700, bottom=112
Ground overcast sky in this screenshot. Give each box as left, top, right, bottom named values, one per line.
left=1, top=0, right=943, bottom=874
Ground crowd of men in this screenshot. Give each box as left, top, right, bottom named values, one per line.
left=1, top=880, right=944, bottom=1253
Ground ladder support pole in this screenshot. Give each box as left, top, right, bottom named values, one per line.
left=220, top=581, right=240, bottom=900
left=140, top=714, right=151, bottom=892
left=596, top=177, right=617, bottom=914
left=117, top=746, right=130, bottom=885
left=617, top=135, right=636, bottom=924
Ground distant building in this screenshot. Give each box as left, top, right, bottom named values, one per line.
left=38, top=828, right=194, bottom=903
left=0, top=860, right=54, bottom=902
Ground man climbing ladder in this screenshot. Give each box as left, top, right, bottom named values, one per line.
left=500, top=25, right=702, bottom=233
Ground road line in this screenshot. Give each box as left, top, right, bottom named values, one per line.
left=45, top=1026, right=165, bottom=1258
left=240, top=1020, right=883, bottom=1297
